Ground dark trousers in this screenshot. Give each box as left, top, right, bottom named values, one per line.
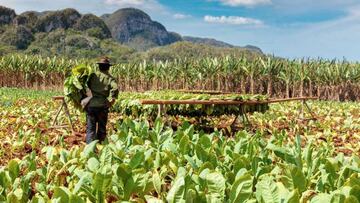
left=86, top=106, right=109, bottom=144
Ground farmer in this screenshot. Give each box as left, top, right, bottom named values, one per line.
left=85, top=57, right=118, bottom=144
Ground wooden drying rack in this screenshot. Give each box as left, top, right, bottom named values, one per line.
left=140, top=97, right=318, bottom=105
left=140, top=96, right=319, bottom=127
left=50, top=90, right=318, bottom=131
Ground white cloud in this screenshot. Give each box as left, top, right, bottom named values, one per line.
left=219, top=0, right=271, bottom=7
left=173, top=13, right=191, bottom=19
left=204, top=15, right=264, bottom=26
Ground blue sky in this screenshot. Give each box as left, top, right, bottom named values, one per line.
left=1, top=0, right=360, bottom=60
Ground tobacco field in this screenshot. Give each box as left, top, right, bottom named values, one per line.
left=0, top=88, right=359, bottom=202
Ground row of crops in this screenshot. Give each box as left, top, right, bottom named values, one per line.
left=0, top=87, right=359, bottom=202
left=0, top=54, right=359, bottom=100
left=2, top=119, right=360, bottom=202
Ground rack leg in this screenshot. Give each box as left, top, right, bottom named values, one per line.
left=230, top=115, right=239, bottom=127
left=304, top=101, right=317, bottom=120
left=157, top=104, right=161, bottom=117
left=52, top=102, right=64, bottom=126
left=242, top=114, right=251, bottom=127
left=157, top=104, right=165, bottom=117
left=230, top=115, right=239, bottom=129
left=240, top=106, right=251, bottom=128
left=63, top=101, right=75, bottom=132
left=300, top=101, right=305, bottom=120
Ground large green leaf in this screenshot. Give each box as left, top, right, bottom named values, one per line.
left=233, top=156, right=250, bottom=173
left=81, top=141, right=98, bottom=159
left=145, top=195, right=163, bottom=203
left=69, top=195, right=85, bottom=203
left=87, top=157, right=100, bottom=172
left=331, top=193, right=346, bottom=203
left=350, top=185, right=360, bottom=202
left=93, top=166, right=112, bottom=192
left=154, top=150, right=162, bottom=169
left=123, top=177, right=135, bottom=200
left=229, top=174, right=253, bottom=203
left=266, top=143, right=297, bottom=165
left=179, top=134, right=191, bottom=155
left=286, top=189, right=300, bottom=203
left=256, top=176, right=281, bottom=203
left=116, top=164, right=132, bottom=182
left=345, top=196, right=359, bottom=203
left=53, top=187, right=71, bottom=203
left=99, top=146, right=112, bottom=166
left=290, top=166, right=307, bottom=192
left=310, top=193, right=332, bottom=203
left=345, top=174, right=360, bottom=187
left=166, top=177, right=186, bottom=203
left=7, top=160, right=20, bottom=181
left=153, top=170, right=162, bottom=195
left=129, top=151, right=145, bottom=169
left=186, top=188, right=197, bottom=203
left=206, top=172, right=226, bottom=193
left=73, top=174, right=91, bottom=194
left=31, top=196, right=47, bottom=203
left=195, top=144, right=209, bottom=162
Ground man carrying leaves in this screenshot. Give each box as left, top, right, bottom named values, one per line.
left=83, top=57, right=118, bottom=144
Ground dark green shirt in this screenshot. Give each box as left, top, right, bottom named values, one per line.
left=87, top=71, right=119, bottom=108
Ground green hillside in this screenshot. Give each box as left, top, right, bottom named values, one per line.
left=0, top=5, right=263, bottom=62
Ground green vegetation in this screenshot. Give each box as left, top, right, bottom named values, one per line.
left=64, top=64, right=94, bottom=110
left=0, top=5, right=262, bottom=60
left=0, top=88, right=359, bottom=202
left=24, top=29, right=135, bottom=61
left=103, top=8, right=152, bottom=29
left=13, top=11, right=39, bottom=28
left=0, top=6, right=16, bottom=25
left=138, top=41, right=260, bottom=61
left=103, top=8, right=180, bottom=51
left=0, top=25, right=33, bottom=49
left=33, top=8, right=81, bottom=33
left=0, top=6, right=135, bottom=56
left=74, top=14, right=112, bottom=39
left=0, top=87, right=59, bottom=106
left=0, top=55, right=359, bottom=100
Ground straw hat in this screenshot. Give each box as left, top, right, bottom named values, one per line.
left=97, top=57, right=112, bottom=66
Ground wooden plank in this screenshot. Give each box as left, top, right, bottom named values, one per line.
left=266, top=97, right=318, bottom=104
left=141, top=100, right=252, bottom=105
left=140, top=97, right=318, bottom=105
left=178, top=90, right=237, bottom=95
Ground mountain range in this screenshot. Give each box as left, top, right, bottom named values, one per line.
left=0, top=6, right=262, bottom=61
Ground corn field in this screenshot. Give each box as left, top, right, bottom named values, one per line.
left=0, top=55, right=359, bottom=101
